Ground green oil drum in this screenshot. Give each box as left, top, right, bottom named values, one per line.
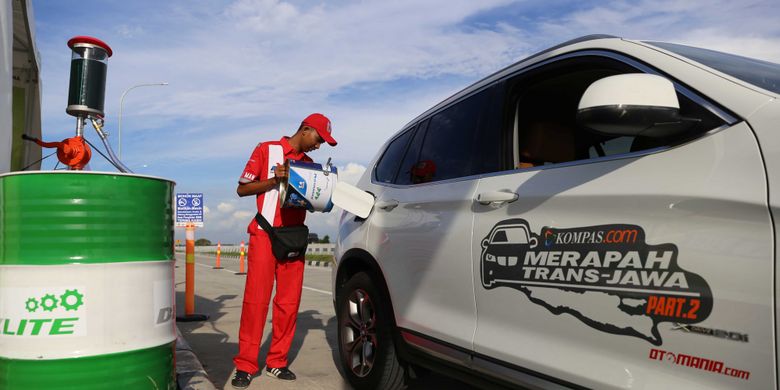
left=0, top=171, right=176, bottom=389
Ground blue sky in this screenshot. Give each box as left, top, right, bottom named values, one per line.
left=31, top=0, right=780, bottom=244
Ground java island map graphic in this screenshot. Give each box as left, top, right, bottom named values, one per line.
left=480, top=219, right=712, bottom=345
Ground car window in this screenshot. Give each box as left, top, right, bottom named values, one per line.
left=504, top=227, right=530, bottom=244
left=413, top=89, right=490, bottom=183
left=507, top=56, right=726, bottom=168
left=395, top=120, right=428, bottom=185
left=472, top=85, right=505, bottom=175
left=491, top=230, right=508, bottom=243
left=491, top=227, right=529, bottom=244
left=374, top=127, right=415, bottom=184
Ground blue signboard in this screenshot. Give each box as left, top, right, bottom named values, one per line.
left=176, top=193, right=204, bottom=227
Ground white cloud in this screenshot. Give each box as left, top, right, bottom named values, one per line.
left=50, top=0, right=527, bottom=125
left=217, top=202, right=235, bottom=213
left=232, top=210, right=253, bottom=221
left=40, top=0, right=530, bottom=176
left=225, top=0, right=309, bottom=33
left=115, top=24, right=144, bottom=38
left=536, top=0, right=780, bottom=63
left=338, top=163, right=367, bottom=186
left=189, top=198, right=256, bottom=244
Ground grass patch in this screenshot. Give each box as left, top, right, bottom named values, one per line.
left=305, top=254, right=334, bottom=262
left=205, top=251, right=241, bottom=258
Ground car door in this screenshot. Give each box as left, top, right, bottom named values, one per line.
left=471, top=53, right=774, bottom=389
left=367, top=86, right=503, bottom=352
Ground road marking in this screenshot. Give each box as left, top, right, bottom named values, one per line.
left=194, top=262, right=235, bottom=275
left=303, top=286, right=333, bottom=296
left=304, top=265, right=332, bottom=271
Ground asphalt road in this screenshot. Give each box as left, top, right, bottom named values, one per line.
left=175, top=253, right=478, bottom=390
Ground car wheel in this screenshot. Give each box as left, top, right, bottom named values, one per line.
left=337, top=271, right=405, bottom=389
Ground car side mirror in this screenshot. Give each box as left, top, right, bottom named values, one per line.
left=576, top=74, right=700, bottom=138
left=482, top=238, right=489, bottom=248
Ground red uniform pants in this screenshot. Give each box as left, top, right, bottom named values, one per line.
left=233, top=231, right=305, bottom=374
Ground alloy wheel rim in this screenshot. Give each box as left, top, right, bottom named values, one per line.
left=341, top=288, right=377, bottom=377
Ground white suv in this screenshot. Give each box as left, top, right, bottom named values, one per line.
left=332, top=35, right=780, bottom=389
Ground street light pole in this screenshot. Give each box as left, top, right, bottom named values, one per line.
left=118, top=82, right=169, bottom=159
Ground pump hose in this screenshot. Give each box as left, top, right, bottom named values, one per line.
left=89, top=118, right=133, bottom=173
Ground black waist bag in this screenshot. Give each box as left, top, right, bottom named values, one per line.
left=255, top=213, right=309, bottom=260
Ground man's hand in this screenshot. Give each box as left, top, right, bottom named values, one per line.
left=273, top=162, right=288, bottom=184
left=237, top=162, right=289, bottom=197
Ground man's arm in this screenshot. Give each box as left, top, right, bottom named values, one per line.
left=236, top=163, right=288, bottom=197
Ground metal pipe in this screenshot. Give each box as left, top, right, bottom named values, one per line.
left=75, top=116, right=85, bottom=137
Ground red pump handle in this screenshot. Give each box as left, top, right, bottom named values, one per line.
left=22, top=134, right=92, bottom=170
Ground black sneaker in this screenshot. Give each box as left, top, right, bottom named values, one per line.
left=266, top=366, right=296, bottom=381
left=231, top=370, right=252, bottom=389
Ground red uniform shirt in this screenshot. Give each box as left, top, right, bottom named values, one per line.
left=239, top=137, right=312, bottom=233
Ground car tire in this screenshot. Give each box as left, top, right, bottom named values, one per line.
left=337, top=271, right=405, bottom=390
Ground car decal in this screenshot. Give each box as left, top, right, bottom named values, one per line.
left=480, top=218, right=712, bottom=345
left=648, top=348, right=750, bottom=381
left=670, top=323, right=748, bottom=343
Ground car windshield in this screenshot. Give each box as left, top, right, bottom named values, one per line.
left=646, top=41, right=780, bottom=95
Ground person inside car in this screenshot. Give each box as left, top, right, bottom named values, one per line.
left=516, top=120, right=576, bottom=169
left=411, top=159, right=437, bottom=184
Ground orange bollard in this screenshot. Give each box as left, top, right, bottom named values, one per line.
left=236, top=240, right=247, bottom=275
left=176, top=224, right=208, bottom=322
left=185, top=224, right=195, bottom=314
left=213, top=241, right=223, bottom=269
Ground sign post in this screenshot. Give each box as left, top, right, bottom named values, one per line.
left=175, top=193, right=208, bottom=322
left=175, top=193, right=204, bottom=227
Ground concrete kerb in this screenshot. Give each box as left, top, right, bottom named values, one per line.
left=305, top=260, right=333, bottom=268
left=176, top=326, right=217, bottom=390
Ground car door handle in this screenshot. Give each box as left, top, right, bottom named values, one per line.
left=375, top=199, right=399, bottom=211
left=476, top=191, right=519, bottom=205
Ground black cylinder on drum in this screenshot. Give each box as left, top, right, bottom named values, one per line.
left=66, top=36, right=112, bottom=118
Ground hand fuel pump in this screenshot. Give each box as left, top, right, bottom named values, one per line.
left=23, top=36, right=130, bottom=172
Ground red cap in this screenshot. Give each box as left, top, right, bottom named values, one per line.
left=411, top=160, right=436, bottom=176
left=302, top=113, right=337, bottom=146
left=67, top=36, right=113, bottom=57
